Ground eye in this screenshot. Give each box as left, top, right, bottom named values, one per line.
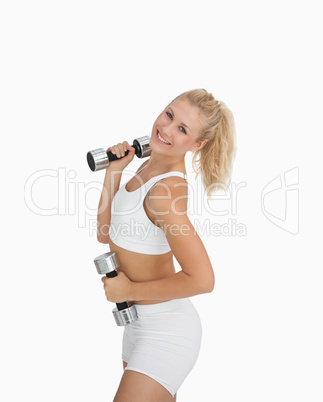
left=166, top=111, right=186, bottom=134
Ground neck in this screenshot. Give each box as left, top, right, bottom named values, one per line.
left=143, top=151, right=186, bottom=175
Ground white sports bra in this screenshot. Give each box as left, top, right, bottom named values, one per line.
left=108, top=166, right=187, bottom=255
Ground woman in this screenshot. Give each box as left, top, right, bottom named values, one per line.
left=97, top=88, right=236, bottom=401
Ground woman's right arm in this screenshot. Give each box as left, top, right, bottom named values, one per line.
left=97, top=167, right=122, bottom=243
left=97, top=141, right=136, bottom=244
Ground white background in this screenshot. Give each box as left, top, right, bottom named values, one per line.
left=1, top=1, right=322, bottom=401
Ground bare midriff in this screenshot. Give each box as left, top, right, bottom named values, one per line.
left=108, top=239, right=176, bottom=305
left=106, top=160, right=187, bottom=305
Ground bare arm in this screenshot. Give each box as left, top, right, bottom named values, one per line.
left=96, top=141, right=138, bottom=243
left=130, top=177, right=215, bottom=300
left=97, top=167, right=123, bottom=244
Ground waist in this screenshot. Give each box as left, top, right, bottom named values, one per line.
left=132, top=298, right=193, bottom=314
left=109, top=239, right=175, bottom=279
left=108, top=239, right=176, bottom=305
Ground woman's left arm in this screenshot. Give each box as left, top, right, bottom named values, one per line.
left=130, top=179, right=215, bottom=301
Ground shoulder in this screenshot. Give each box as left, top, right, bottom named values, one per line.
left=147, top=175, right=188, bottom=216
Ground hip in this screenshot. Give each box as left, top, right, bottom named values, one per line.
left=125, top=297, right=202, bottom=341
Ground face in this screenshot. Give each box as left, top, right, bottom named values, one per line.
left=151, top=98, right=207, bottom=155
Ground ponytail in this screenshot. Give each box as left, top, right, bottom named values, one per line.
left=174, top=89, right=237, bottom=199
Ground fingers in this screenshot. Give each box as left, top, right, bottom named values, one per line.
left=107, top=143, right=124, bottom=158
left=101, top=277, right=109, bottom=297
left=107, top=141, right=133, bottom=158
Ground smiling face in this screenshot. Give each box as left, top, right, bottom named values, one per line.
left=150, top=98, right=208, bottom=156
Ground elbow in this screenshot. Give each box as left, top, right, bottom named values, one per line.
left=195, top=281, right=213, bottom=295
left=97, top=234, right=110, bottom=244
left=187, top=266, right=215, bottom=295
left=201, top=279, right=215, bottom=294
left=200, top=271, right=215, bottom=294
left=207, top=278, right=215, bottom=293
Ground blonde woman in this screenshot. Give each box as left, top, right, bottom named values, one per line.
left=97, top=89, right=236, bottom=401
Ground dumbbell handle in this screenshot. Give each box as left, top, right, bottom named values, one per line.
left=87, top=136, right=151, bottom=172
left=93, top=251, right=138, bottom=326
left=87, top=146, right=135, bottom=172
left=105, top=270, right=129, bottom=311
left=106, top=146, right=134, bottom=162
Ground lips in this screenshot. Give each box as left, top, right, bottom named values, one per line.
left=156, top=130, right=171, bottom=145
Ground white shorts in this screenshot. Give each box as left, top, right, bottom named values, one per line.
left=122, top=298, right=202, bottom=397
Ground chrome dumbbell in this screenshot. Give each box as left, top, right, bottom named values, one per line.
left=87, top=136, right=152, bottom=172
left=94, top=251, right=138, bottom=326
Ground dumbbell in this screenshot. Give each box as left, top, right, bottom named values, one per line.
left=87, top=136, right=152, bottom=172
left=93, top=251, right=138, bottom=326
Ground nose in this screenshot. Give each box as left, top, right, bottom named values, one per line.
left=160, top=131, right=172, bottom=144
left=160, top=124, right=173, bottom=141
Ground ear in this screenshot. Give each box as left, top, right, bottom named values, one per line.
left=190, top=139, right=208, bottom=152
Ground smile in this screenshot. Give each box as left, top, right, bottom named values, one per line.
left=156, top=130, right=171, bottom=145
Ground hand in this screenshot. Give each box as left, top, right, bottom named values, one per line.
left=101, top=271, right=133, bottom=303
left=106, top=141, right=136, bottom=171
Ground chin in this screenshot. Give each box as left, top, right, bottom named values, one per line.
left=149, top=142, right=168, bottom=154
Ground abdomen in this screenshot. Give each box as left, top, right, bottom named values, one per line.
left=108, top=239, right=176, bottom=295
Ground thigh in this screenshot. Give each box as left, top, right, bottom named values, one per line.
left=114, top=369, right=174, bottom=402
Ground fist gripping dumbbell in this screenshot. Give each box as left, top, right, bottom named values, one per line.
left=93, top=251, right=138, bottom=326
left=87, top=136, right=152, bottom=172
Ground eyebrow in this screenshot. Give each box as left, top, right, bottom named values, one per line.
left=168, top=106, right=191, bottom=132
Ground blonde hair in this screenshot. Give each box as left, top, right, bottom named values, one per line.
left=173, top=88, right=237, bottom=199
